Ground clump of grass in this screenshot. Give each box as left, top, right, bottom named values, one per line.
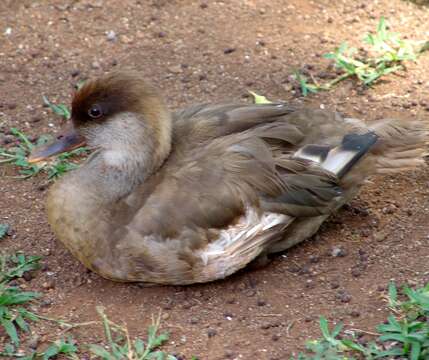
left=294, top=281, right=429, bottom=360
left=293, top=17, right=429, bottom=96
left=6, top=307, right=178, bottom=359
left=0, top=128, right=45, bottom=178
left=0, top=254, right=178, bottom=359
left=0, top=253, right=41, bottom=354
left=89, top=306, right=176, bottom=360
left=0, top=97, right=88, bottom=180
left=42, top=96, right=71, bottom=121
left=0, top=128, right=88, bottom=180
left=6, top=337, right=80, bottom=360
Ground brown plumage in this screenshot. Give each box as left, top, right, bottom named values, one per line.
left=30, top=70, right=429, bottom=285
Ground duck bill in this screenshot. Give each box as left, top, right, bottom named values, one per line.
left=28, top=127, right=86, bottom=163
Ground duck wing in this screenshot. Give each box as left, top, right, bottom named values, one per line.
left=112, top=104, right=377, bottom=283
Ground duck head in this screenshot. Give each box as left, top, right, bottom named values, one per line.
left=29, top=70, right=172, bottom=173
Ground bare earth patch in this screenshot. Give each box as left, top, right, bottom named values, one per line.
left=1, top=0, right=429, bottom=358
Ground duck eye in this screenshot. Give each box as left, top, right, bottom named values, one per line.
left=88, top=104, right=103, bottom=119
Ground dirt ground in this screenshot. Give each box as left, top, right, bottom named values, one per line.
left=1, top=0, right=429, bottom=359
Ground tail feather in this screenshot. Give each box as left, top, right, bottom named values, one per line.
left=368, top=117, right=429, bottom=173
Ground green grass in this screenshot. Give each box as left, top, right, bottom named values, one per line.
left=6, top=307, right=177, bottom=360
left=42, top=96, right=71, bottom=121
left=0, top=224, right=9, bottom=240
left=0, top=251, right=177, bottom=359
left=0, top=128, right=88, bottom=180
left=88, top=307, right=176, bottom=360
left=0, top=253, right=41, bottom=353
left=293, top=17, right=429, bottom=96
left=293, top=281, right=429, bottom=359
left=0, top=97, right=88, bottom=180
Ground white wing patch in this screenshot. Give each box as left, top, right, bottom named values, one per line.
left=198, top=207, right=291, bottom=269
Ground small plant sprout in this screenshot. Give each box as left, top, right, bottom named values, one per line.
left=248, top=91, right=273, bottom=104
left=293, top=17, right=429, bottom=96
left=0, top=253, right=41, bottom=353
left=0, top=224, right=9, bottom=240
left=43, top=96, right=71, bottom=120
left=294, top=281, right=429, bottom=359
left=0, top=97, right=89, bottom=180
left=88, top=306, right=177, bottom=360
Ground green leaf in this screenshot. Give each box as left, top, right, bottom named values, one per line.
left=88, top=344, right=113, bottom=359
left=4, top=343, right=15, bottom=355
left=388, top=281, right=398, bottom=307
left=379, top=333, right=407, bottom=342
left=10, top=128, right=34, bottom=151
left=20, top=309, right=39, bottom=322
left=319, top=316, right=331, bottom=339
left=15, top=313, right=29, bottom=332
left=374, top=348, right=405, bottom=358
left=331, top=322, right=343, bottom=338
left=134, top=338, right=145, bottom=355
left=56, top=338, right=78, bottom=355
left=377, top=17, right=387, bottom=40
left=1, top=317, right=19, bottom=345
left=147, top=351, right=168, bottom=360
left=248, top=91, right=272, bottom=104
left=43, top=96, right=71, bottom=120
left=43, top=343, right=60, bottom=360
left=0, top=224, right=9, bottom=239
left=340, top=339, right=366, bottom=353
left=410, top=341, right=421, bottom=360
left=419, top=40, right=429, bottom=54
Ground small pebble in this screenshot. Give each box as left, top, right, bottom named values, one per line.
left=224, top=311, right=233, bottom=318
left=189, top=317, right=199, bottom=324
left=168, top=65, right=182, bottom=74
left=224, top=47, right=236, bottom=54
left=382, top=204, right=396, bottom=214
left=350, top=310, right=360, bottom=318
left=271, top=333, right=281, bottom=341
left=106, top=30, right=117, bottom=41
left=331, top=246, right=347, bottom=257
left=245, top=289, right=256, bottom=297
left=207, top=328, right=217, bottom=337
left=257, top=299, right=266, bottom=306
left=40, top=299, right=53, bottom=307
left=351, top=266, right=363, bottom=277
left=91, top=61, right=101, bottom=69
left=28, top=335, right=40, bottom=349
left=70, top=69, right=80, bottom=77
left=23, top=271, right=33, bottom=282
left=224, top=349, right=235, bottom=358
left=336, top=290, right=352, bottom=303
left=42, top=280, right=55, bottom=290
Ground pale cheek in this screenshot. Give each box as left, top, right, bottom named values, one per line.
left=103, top=150, right=128, bottom=167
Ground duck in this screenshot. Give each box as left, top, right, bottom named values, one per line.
left=29, top=70, right=428, bottom=285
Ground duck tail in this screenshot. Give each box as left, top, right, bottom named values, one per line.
left=367, top=117, right=429, bottom=174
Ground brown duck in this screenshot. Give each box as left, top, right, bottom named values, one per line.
left=29, top=70, right=428, bottom=285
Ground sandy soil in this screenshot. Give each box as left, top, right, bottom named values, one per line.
left=1, top=0, right=429, bottom=359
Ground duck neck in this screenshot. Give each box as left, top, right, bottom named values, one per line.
left=72, top=111, right=172, bottom=204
